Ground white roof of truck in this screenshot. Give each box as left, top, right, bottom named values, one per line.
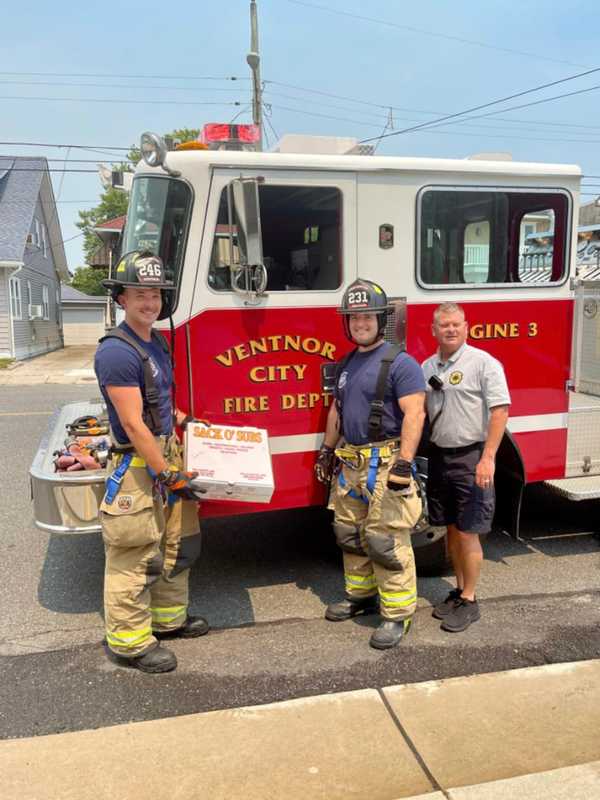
left=157, top=147, right=581, bottom=179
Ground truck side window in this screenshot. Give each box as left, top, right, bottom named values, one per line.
left=419, top=188, right=569, bottom=287
left=208, top=184, right=342, bottom=292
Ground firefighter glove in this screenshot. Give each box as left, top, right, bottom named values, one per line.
left=159, top=469, right=206, bottom=501
left=315, top=444, right=336, bottom=484
left=387, top=458, right=413, bottom=493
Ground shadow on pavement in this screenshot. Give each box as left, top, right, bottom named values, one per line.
left=37, top=532, right=104, bottom=614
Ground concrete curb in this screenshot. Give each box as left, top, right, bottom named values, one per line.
left=1, top=659, right=599, bottom=799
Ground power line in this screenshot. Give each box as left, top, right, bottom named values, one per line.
left=266, top=80, right=600, bottom=134
left=4, top=167, right=101, bottom=173
left=265, top=92, right=600, bottom=143
left=421, top=82, right=600, bottom=131
left=0, top=140, right=130, bottom=151
left=286, top=0, right=590, bottom=69
left=359, top=65, right=600, bottom=143
left=268, top=103, right=600, bottom=146
left=0, top=71, right=249, bottom=81
left=0, top=94, right=243, bottom=107
left=0, top=199, right=98, bottom=203
left=0, top=79, right=249, bottom=93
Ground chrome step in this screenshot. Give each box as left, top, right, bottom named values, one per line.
left=544, top=475, right=600, bottom=501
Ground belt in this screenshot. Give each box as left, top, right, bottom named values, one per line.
left=336, top=441, right=400, bottom=460
left=431, top=441, right=484, bottom=455
left=112, top=452, right=147, bottom=468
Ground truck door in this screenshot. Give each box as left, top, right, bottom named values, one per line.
left=186, top=168, right=357, bottom=513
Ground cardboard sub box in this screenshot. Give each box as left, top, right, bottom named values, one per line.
left=184, top=422, right=274, bottom=503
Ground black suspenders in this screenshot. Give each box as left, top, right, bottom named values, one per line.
left=335, top=343, right=404, bottom=442
left=99, top=329, right=170, bottom=435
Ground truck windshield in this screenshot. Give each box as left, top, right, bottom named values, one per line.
left=122, top=176, right=192, bottom=289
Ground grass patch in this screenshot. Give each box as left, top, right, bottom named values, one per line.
left=0, top=358, right=15, bottom=369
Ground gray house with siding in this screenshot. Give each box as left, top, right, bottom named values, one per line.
left=0, top=156, right=68, bottom=360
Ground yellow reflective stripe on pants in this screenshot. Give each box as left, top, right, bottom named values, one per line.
left=150, top=605, right=186, bottom=624
left=106, top=626, right=153, bottom=649
left=345, top=573, right=377, bottom=591
left=378, top=589, right=417, bottom=608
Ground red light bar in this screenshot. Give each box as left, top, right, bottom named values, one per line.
left=201, top=123, right=260, bottom=145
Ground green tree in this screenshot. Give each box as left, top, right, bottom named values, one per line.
left=76, top=184, right=129, bottom=265
left=69, top=266, right=108, bottom=296
left=77, top=128, right=199, bottom=267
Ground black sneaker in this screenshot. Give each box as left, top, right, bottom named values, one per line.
left=432, top=588, right=462, bottom=619
left=440, top=598, right=480, bottom=632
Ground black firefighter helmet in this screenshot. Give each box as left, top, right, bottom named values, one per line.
left=338, top=278, right=392, bottom=342
left=102, top=250, right=175, bottom=321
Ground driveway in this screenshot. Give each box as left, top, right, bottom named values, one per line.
left=0, top=346, right=98, bottom=386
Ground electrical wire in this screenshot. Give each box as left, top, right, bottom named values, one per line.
left=359, top=66, right=600, bottom=143
left=0, top=140, right=130, bottom=151
left=0, top=94, right=243, bottom=107
left=419, top=83, right=600, bottom=132
left=0, top=71, right=249, bottom=81
left=264, top=93, right=600, bottom=144
left=0, top=79, right=250, bottom=93
left=265, top=81, right=600, bottom=135
left=285, top=0, right=590, bottom=70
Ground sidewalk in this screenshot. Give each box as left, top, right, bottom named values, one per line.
left=0, top=345, right=98, bottom=385
left=2, top=659, right=599, bottom=800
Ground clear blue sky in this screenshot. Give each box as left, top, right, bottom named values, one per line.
left=3, top=0, right=600, bottom=272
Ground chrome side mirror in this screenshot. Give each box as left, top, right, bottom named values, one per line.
left=227, top=177, right=267, bottom=303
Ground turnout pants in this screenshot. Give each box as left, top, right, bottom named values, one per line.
left=333, top=440, right=421, bottom=621
left=100, top=435, right=202, bottom=659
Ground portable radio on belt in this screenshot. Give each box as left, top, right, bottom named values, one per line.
left=428, top=375, right=445, bottom=434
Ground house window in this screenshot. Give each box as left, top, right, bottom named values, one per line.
left=34, top=219, right=41, bottom=247
left=26, top=280, right=32, bottom=319
left=42, top=224, right=47, bottom=258
left=10, top=277, right=22, bottom=320
left=418, top=188, right=569, bottom=287
left=42, top=285, right=50, bottom=320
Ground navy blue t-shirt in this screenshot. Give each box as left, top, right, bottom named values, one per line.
left=94, top=322, right=173, bottom=444
left=335, top=342, right=426, bottom=445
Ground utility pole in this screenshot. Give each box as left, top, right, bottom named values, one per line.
left=246, top=0, right=263, bottom=151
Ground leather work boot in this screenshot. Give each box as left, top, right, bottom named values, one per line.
left=325, top=595, right=379, bottom=622
left=132, top=645, right=177, bottom=674
left=155, top=616, right=210, bottom=640
left=369, top=617, right=412, bottom=650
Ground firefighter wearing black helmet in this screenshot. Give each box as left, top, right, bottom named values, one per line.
left=94, top=251, right=209, bottom=673
left=315, top=278, right=426, bottom=649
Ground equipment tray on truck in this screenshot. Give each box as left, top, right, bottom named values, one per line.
left=30, top=401, right=107, bottom=533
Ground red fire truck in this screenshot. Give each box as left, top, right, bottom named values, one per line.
left=31, top=124, right=600, bottom=571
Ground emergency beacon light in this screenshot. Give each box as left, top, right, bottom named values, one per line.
left=200, top=123, right=260, bottom=151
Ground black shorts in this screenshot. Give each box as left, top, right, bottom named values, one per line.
left=426, top=442, right=494, bottom=535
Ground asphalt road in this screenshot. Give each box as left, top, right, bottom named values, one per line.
left=1, top=385, right=599, bottom=740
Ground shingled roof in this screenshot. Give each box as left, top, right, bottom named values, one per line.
left=0, top=156, right=68, bottom=279
left=0, top=156, right=45, bottom=262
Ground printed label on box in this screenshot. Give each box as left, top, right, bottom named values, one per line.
left=184, top=423, right=274, bottom=503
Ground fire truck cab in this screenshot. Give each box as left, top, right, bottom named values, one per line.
left=31, top=126, right=600, bottom=572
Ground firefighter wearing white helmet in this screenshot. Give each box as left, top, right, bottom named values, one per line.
left=315, top=278, right=426, bottom=649
left=95, top=251, right=209, bottom=673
